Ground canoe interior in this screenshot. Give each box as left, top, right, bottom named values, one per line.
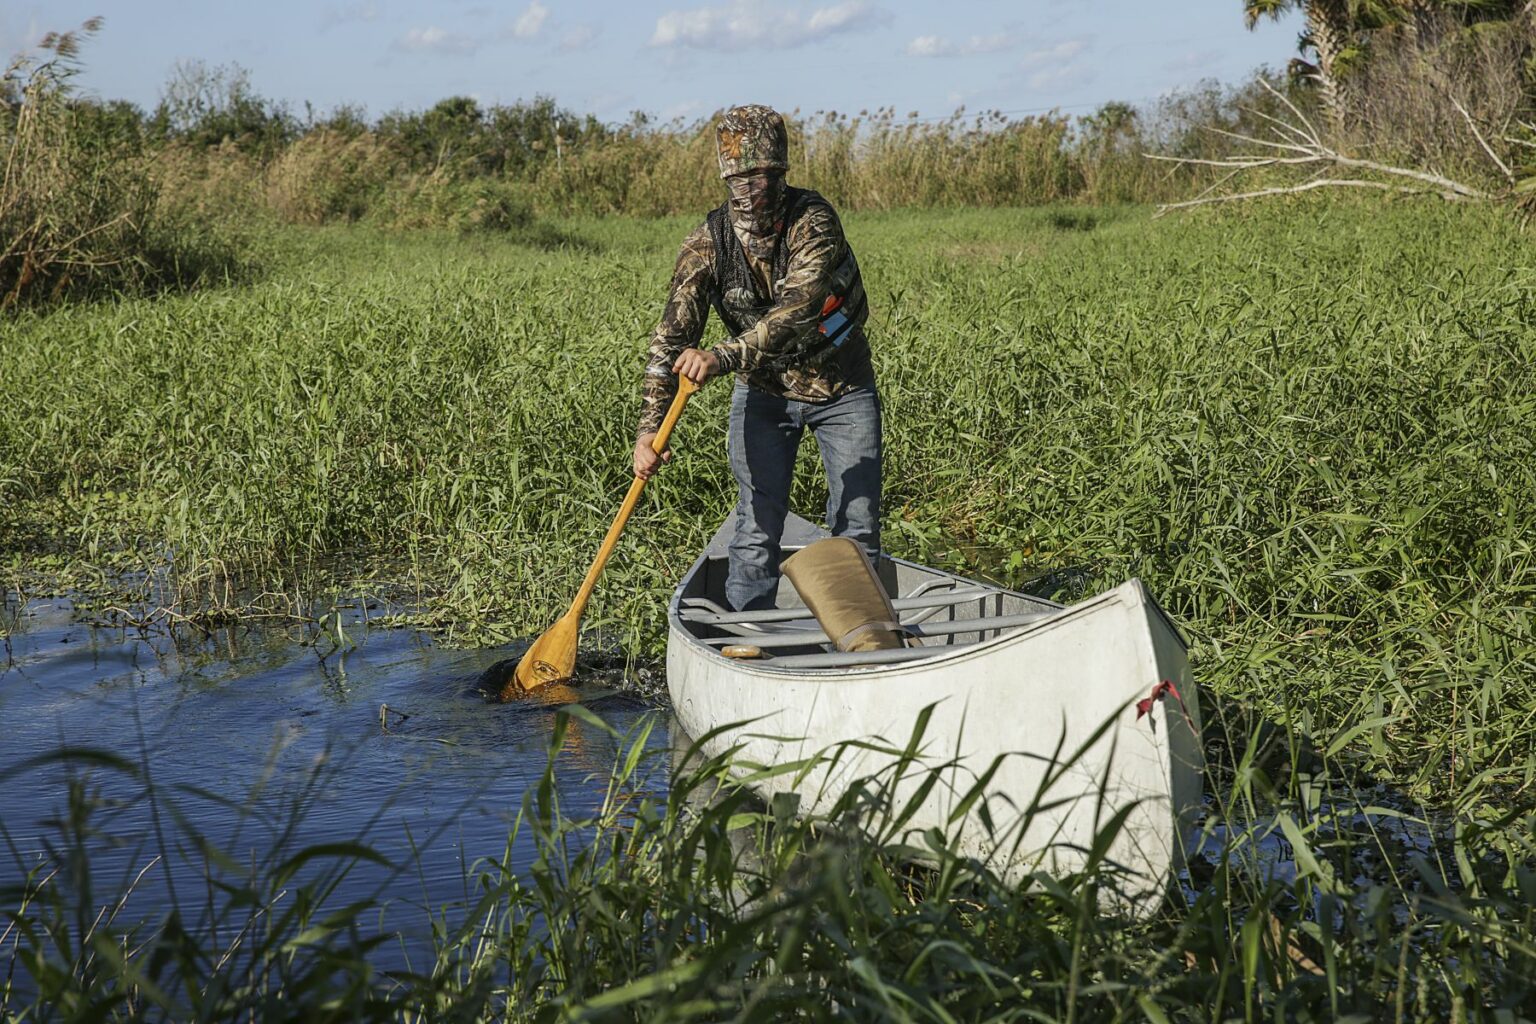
left=674, top=514, right=1065, bottom=669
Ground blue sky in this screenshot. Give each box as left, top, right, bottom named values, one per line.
left=4, top=1, right=1303, bottom=124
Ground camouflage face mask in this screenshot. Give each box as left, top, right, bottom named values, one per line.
left=726, top=171, right=787, bottom=241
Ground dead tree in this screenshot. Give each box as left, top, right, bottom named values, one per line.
left=1147, top=78, right=1518, bottom=217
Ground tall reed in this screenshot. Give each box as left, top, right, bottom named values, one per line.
left=0, top=20, right=150, bottom=306
left=3, top=707, right=1532, bottom=1020
left=0, top=22, right=260, bottom=308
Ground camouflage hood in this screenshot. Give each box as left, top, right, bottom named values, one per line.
left=716, top=104, right=789, bottom=179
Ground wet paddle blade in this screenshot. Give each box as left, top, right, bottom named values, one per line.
left=509, top=614, right=578, bottom=696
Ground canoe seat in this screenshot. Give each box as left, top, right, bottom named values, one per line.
left=679, top=597, right=1055, bottom=669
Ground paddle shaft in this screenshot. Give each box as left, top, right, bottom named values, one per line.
left=565, top=375, right=699, bottom=619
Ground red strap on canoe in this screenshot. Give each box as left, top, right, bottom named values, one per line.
left=1135, top=679, right=1187, bottom=722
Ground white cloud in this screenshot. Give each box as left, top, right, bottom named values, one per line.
left=396, top=26, right=479, bottom=55
left=651, top=0, right=890, bottom=51
left=1026, top=39, right=1087, bottom=65
left=904, top=30, right=1019, bottom=58
left=1020, top=38, right=1085, bottom=68
left=905, top=34, right=951, bottom=58
left=1027, top=63, right=1093, bottom=90
left=1017, top=38, right=1091, bottom=92
left=806, top=2, right=875, bottom=33
left=1163, top=48, right=1221, bottom=73
left=320, top=2, right=379, bottom=31
left=511, top=1, right=548, bottom=40
left=559, top=23, right=600, bottom=51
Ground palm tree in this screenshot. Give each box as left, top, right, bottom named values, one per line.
left=1245, top=0, right=1352, bottom=131
left=1243, top=0, right=1405, bottom=133
left=1246, top=0, right=1534, bottom=135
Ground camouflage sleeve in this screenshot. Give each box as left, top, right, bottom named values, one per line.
left=710, top=202, right=843, bottom=375
left=639, top=224, right=714, bottom=438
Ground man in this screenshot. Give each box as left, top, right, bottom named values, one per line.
left=634, top=103, right=881, bottom=612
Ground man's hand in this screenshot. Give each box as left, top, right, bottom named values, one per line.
left=634, top=432, right=671, bottom=479
left=673, top=348, right=721, bottom=384
left=637, top=351, right=717, bottom=478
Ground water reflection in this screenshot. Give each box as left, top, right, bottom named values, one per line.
left=1191, top=795, right=1440, bottom=893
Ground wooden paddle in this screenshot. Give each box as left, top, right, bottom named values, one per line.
left=508, top=374, right=701, bottom=696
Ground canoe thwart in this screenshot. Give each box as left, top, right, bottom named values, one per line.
left=679, top=586, right=999, bottom=626
left=698, top=610, right=1055, bottom=651
left=749, top=646, right=976, bottom=670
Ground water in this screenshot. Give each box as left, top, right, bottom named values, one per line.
left=0, top=595, right=668, bottom=972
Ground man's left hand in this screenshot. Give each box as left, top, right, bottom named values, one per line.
left=673, top=348, right=721, bottom=385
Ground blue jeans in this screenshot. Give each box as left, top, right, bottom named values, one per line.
left=726, top=382, right=883, bottom=611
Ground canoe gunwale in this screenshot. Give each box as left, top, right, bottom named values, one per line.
left=667, top=522, right=1186, bottom=676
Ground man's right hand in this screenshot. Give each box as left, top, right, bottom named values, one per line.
left=634, top=432, right=672, bottom=479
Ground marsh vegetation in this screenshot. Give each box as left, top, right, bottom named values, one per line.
left=4, top=198, right=1535, bottom=1016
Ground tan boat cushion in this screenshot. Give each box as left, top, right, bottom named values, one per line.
left=781, top=538, right=907, bottom=652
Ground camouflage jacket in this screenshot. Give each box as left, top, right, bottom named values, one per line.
left=637, top=188, right=873, bottom=438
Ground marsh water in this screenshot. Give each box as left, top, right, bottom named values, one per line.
left=1, top=595, right=669, bottom=970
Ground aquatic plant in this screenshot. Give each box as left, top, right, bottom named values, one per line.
left=4, top=201, right=1532, bottom=797
left=3, top=707, right=1532, bottom=1020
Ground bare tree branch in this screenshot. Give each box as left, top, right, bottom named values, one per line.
left=1257, top=78, right=1323, bottom=147
left=1201, top=125, right=1315, bottom=155
left=1145, top=76, right=1496, bottom=216
left=1145, top=154, right=1321, bottom=169
left=1185, top=166, right=1251, bottom=205
left=1332, top=154, right=1490, bottom=199
left=1449, top=94, right=1515, bottom=185
left=1245, top=106, right=1320, bottom=148
left=1153, top=178, right=1449, bottom=218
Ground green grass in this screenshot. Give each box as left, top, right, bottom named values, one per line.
left=3, top=707, right=1534, bottom=1021
left=3, top=199, right=1536, bottom=1016
left=4, top=201, right=1533, bottom=794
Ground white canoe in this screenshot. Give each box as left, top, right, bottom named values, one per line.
left=666, top=514, right=1204, bottom=912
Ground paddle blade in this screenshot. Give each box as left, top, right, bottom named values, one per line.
left=508, top=616, right=578, bottom=697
